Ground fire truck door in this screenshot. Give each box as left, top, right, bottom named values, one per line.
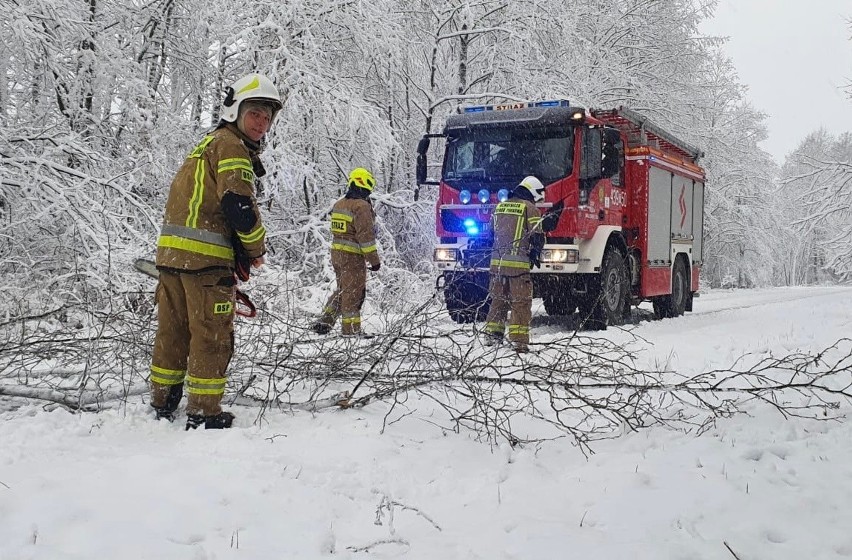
left=647, top=166, right=672, bottom=265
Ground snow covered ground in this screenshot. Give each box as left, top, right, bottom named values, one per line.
left=2, top=286, right=852, bottom=560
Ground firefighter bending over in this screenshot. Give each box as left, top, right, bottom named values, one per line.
left=149, top=73, right=281, bottom=429
left=311, top=168, right=381, bottom=336
left=485, top=176, right=559, bottom=353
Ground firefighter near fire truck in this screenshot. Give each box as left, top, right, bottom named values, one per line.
left=485, top=176, right=561, bottom=352
left=418, top=100, right=705, bottom=329
left=311, top=168, right=381, bottom=337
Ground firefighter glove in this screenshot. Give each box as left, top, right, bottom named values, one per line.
left=369, top=262, right=381, bottom=272
left=529, top=232, right=545, bottom=269
left=529, top=249, right=542, bottom=269
left=232, top=237, right=252, bottom=282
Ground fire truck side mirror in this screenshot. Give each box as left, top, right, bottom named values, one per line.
left=417, top=136, right=430, bottom=156
left=416, top=137, right=430, bottom=185
left=416, top=135, right=444, bottom=186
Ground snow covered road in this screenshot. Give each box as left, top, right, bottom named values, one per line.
left=2, top=286, right=851, bottom=560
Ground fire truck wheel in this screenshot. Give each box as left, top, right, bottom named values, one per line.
left=670, top=259, right=689, bottom=316
left=582, top=247, right=628, bottom=329
left=653, top=258, right=689, bottom=319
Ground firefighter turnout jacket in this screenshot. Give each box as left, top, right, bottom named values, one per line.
left=489, top=197, right=542, bottom=276
left=329, top=197, right=380, bottom=268
left=156, top=124, right=266, bottom=271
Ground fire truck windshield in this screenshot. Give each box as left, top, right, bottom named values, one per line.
left=443, top=127, right=574, bottom=190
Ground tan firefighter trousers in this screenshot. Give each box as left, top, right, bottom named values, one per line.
left=150, top=269, right=235, bottom=416
left=485, top=274, right=533, bottom=348
left=317, top=250, right=367, bottom=334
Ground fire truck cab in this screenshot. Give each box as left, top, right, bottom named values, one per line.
left=416, top=100, right=705, bottom=327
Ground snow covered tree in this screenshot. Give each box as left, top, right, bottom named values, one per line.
left=686, top=49, right=781, bottom=288
left=781, top=130, right=852, bottom=282
left=0, top=0, right=819, bottom=325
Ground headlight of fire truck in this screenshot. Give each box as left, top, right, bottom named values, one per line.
left=541, top=248, right=579, bottom=264
left=497, top=189, right=510, bottom=202
left=459, top=190, right=472, bottom=204
left=434, top=248, right=459, bottom=262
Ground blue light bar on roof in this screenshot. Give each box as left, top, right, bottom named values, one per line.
left=462, top=99, right=571, bottom=113
left=533, top=100, right=570, bottom=108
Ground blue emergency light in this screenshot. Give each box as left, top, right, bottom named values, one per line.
left=463, top=218, right=480, bottom=235
left=532, top=100, right=570, bottom=108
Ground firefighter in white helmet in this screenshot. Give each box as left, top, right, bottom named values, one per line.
left=484, top=176, right=548, bottom=353
left=149, top=73, right=283, bottom=429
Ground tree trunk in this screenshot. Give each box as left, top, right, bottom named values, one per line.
left=457, top=24, right=469, bottom=95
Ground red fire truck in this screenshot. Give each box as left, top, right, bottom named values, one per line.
left=416, top=101, right=705, bottom=327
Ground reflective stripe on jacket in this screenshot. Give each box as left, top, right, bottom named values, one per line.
left=329, top=198, right=380, bottom=267
left=489, top=198, right=541, bottom=276
left=156, top=125, right=266, bottom=271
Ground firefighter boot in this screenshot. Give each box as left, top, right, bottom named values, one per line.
left=311, top=322, right=332, bottom=335
left=483, top=332, right=504, bottom=346
left=152, top=383, right=183, bottom=422
left=312, top=303, right=338, bottom=335
left=185, top=411, right=235, bottom=430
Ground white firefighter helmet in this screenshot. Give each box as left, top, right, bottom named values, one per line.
left=220, top=73, right=283, bottom=123
left=518, top=176, right=545, bottom=202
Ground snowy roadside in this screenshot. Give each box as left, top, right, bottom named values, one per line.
left=2, top=286, right=851, bottom=560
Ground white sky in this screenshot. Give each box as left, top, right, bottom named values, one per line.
left=701, top=0, right=852, bottom=163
